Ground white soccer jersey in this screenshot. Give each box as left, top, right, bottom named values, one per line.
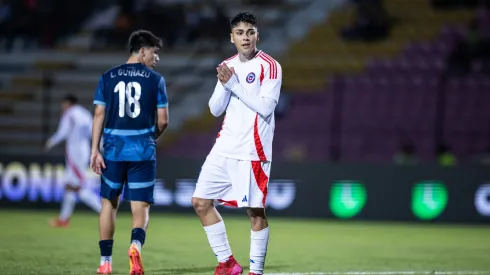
left=47, top=105, right=92, bottom=163
left=208, top=50, right=282, bottom=161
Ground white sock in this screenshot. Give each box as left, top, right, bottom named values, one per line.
left=250, top=227, right=269, bottom=274
left=100, top=256, right=112, bottom=265
left=131, top=240, right=142, bottom=252
left=59, top=191, right=77, bottom=221
left=204, top=221, right=233, bottom=263
left=79, top=188, right=102, bottom=213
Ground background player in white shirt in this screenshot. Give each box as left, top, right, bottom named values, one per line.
left=192, top=12, right=282, bottom=275
left=45, top=95, right=102, bottom=227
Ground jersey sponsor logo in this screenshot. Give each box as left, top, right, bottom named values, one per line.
left=246, top=72, right=256, bottom=83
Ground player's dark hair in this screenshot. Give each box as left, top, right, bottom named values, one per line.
left=63, top=94, right=78, bottom=105
left=230, top=12, right=257, bottom=30
left=128, top=30, right=163, bottom=54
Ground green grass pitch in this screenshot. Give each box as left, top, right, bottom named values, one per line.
left=0, top=209, right=489, bottom=275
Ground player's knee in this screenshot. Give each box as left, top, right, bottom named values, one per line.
left=247, top=207, right=267, bottom=221
left=248, top=208, right=268, bottom=230
left=247, top=207, right=266, bottom=218
left=65, top=184, right=80, bottom=192
left=130, top=201, right=150, bottom=217
left=192, top=197, right=213, bottom=216
left=102, top=197, right=119, bottom=210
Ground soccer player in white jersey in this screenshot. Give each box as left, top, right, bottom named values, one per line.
left=192, top=12, right=282, bottom=275
left=45, top=95, right=102, bottom=227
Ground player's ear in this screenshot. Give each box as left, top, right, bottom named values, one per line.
left=230, top=32, right=234, bottom=44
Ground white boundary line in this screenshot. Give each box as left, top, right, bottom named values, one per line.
left=265, top=271, right=490, bottom=275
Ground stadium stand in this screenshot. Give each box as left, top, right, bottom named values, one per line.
left=1, top=0, right=488, bottom=164
left=0, top=0, right=310, bottom=155
left=164, top=0, right=489, bottom=163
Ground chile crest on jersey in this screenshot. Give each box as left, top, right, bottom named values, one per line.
left=246, top=72, right=256, bottom=84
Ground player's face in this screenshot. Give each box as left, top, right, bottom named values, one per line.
left=141, top=46, right=160, bottom=69
left=61, top=101, right=70, bottom=113
left=230, top=22, right=259, bottom=55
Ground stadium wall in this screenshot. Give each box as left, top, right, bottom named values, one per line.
left=0, top=155, right=489, bottom=224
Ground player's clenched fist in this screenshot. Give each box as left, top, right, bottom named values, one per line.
left=90, top=151, right=106, bottom=175
left=217, top=64, right=235, bottom=85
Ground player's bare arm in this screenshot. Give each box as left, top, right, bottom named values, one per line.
left=218, top=63, right=278, bottom=118
left=90, top=104, right=106, bottom=175
left=155, top=107, right=169, bottom=141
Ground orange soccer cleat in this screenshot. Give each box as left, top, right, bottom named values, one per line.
left=50, top=218, right=70, bottom=228
left=128, top=243, right=144, bottom=275
left=97, top=261, right=112, bottom=274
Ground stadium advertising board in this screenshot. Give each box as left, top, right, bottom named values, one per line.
left=0, top=155, right=489, bottom=223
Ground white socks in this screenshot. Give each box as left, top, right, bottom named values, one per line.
left=100, top=256, right=112, bottom=265
left=59, top=191, right=76, bottom=221
left=204, top=221, right=233, bottom=263
left=250, top=227, right=269, bottom=274
left=79, top=188, right=102, bottom=213
left=204, top=221, right=269, bottom=274
left=131, top=240, right=142, bottom=252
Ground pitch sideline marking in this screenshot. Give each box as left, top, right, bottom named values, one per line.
left=265, top=271, right=490, bottom=275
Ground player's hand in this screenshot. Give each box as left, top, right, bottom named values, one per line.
left=44, top=140, right=53, bottom=152
left=217, top=64, right=235, bottom=85
left=90, top=151, right=106, bottom=175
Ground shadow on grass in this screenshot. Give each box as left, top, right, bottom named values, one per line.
left=133, top=264, right=288, bottom=274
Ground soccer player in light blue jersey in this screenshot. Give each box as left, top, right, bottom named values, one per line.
left=90, top=30, right=169, bottom=275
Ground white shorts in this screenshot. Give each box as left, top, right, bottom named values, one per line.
left=64, top=153, right=89, bottom=187
left=193, top=154, right=271, bottom=208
